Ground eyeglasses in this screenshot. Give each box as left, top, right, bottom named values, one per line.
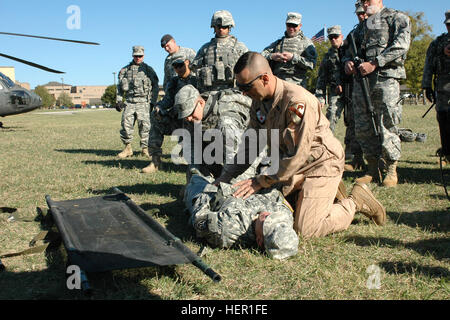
left=217, top=25, right=229, bottom=29
left=236, top=73, right=266, bottom=92
left=172, top=62, right=185, bottom=69
left=133, top=55, right=143, bottom=58
left=328, top=35, right=340, bottom=40
left=286, top=23, right=298, bottom=28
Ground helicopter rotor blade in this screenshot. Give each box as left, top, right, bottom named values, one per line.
left=0, top=53, right=64, bottom=74
left=0, top=32, right=100, bottom=45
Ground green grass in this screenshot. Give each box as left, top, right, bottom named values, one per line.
left=0, top=106, right=448, bottom=300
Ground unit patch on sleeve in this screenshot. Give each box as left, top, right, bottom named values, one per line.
left=288, top=103, right=305, bottom=125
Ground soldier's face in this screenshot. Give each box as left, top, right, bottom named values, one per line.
left=173, top=60, right=189, bottom=78
left=356, top=12, right=367, bottom=22
left=185, top=99, right=204, bottom=123
left=164, top=39, right=178, bottom=54
left=364, top=0, right=383, bottom=16
left=214, top=26, right=230, bottom=37
left=236, top=69, right=268, bottom=101
left=133, top=55, right=144, bottom=64
left=329, top=34, right=343, bottom=49
left=286, top=23, right=301, bottom=37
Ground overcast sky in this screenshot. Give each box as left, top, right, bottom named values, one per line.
left=0, top=0, right=448, bottom=89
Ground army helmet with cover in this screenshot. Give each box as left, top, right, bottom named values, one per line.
left=354, top=0, right=365, bottom=14
left=210, top=10, right=235, bottom=28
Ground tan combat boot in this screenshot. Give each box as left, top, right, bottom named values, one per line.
left=117, top=144, right=133, bottom=158
left=356, top=157, right=381, bottom=184
left=349, top=182, right=386, bottom=225
left=382, top=160, right=398, bottom=187
left=335, top=180, right=348, bottom=202
left=344, top=154, right=366, bottom=172
left=141, top=147, right=150, bottom=158
left=141, top=155, right=161, bottom=173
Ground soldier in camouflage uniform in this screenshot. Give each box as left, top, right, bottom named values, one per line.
left=315, top=25, right=346, bottom=133
left=141, top=53, right=198, bottom=173
left=191, top=10, right=248, bottom=94
left=174, top=84, right=257, bottom=181
left=160, top=34, right=196, bottom=92
left=422, top=11, right=450, bottom=163
left=344, top=0, right=411, bottom=187
left=184, top=173, right=298, bottom=260
left=261, top=12, right=317, bottom=88
left=117, top=46, right=159, bottom=158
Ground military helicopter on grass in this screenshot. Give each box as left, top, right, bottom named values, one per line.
left=0, top=32, right=99, bottom=127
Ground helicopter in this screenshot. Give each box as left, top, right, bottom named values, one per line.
left=0, top=32, right=99, bottom=127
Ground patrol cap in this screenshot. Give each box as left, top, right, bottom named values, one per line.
left=286, top=12, right=302, bottom=25
left=132, top=46, right=144, bottom=56
left=264, top=217, right=299, bottom=260
left=355, top=1, right=365, bottom=14
left=445, top=10, right=450, bottom=24
left=171, top=52, right=190, bottom=66
left=161, top=34, right=174, bottom=47
left=211, top=10, right=235, bottom=28
left=175, top=85, right=200, bottom=119
left=327, top=25, right=342, bottom=36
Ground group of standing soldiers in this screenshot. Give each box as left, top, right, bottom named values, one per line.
left=111, top=1, right=448, bottom=260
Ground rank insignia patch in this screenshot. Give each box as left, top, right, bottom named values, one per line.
left=288, top=103, right=305, bottom=124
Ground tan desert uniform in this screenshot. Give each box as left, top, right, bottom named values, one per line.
left=223, top=78, right=356, bottom=237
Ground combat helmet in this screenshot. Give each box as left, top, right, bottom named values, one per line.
left=211, top=10, right=235, bottom=28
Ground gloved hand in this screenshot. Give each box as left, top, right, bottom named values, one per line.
left=425, top=87, right=435, bottom=103
left=115, top=102, right=125, bottom=112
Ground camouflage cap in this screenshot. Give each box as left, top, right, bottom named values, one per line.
left=355, top=1, right=365, bottom=13
left=132, top=46, right=144, bottom=56
left=327, top=25, right=342, bottom=36
left=175, top=84, right=200, bottom=119
left=445, top=10, right=450, bottom=24
left=211, top=10, right=235, bottom=28
left=171, top=51, right=190, bottom=66
left=286, top=12, right=302, bottom=25
left=263, top=215, right=299, bottom=260
left=160, top=34, right=174, bottom=47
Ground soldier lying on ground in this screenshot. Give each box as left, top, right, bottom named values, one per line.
left=184, top=172, right=299, bottom=260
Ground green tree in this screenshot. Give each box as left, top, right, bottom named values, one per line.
left=56, top=92, right=73, bottom=107
left=306, top=41, right=331, bottom=92
left=33, top=85, right=55, bottom=109
left=101, top=85, right=117, bottom=106
left=403, top=11, right=434, bottom=104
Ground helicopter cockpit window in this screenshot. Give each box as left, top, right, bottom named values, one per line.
left=0, top=72, right=15, bottom=88
left=10, top=90, right=30, bottom=105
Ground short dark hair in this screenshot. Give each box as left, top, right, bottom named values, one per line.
left=234, top=51, right=259, bottom=75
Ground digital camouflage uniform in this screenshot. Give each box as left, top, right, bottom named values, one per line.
left=422, top=14, right=450, bottom=157
left=184, top=174, right=298, bottom=260
left=261, top=13, right=317, bottom=88
left=315, top=26, right=346, bottom=133
left=175, top=86, right=255, bottom=180
left=148, top=73, right=198, bottom=158
left=191, top=10, right=248, bottom=93
left=163, top=47, right=196, bottom=91
left=352, top=7, right=411, bottom=164
left=118, top=58, right=159, bottom=149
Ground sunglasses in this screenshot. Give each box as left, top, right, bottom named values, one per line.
left=134, top=55, right=143, bottom=58
left=328, top=35, right=340, bottom=40
left=286, top=23, right=298, bottom=28
left=236, top=73, right=266, bottom=92
left=217, top=25, right=230, bottom=29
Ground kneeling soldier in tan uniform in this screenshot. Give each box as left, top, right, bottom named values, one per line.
left=215, top=52, right=386, bottom=238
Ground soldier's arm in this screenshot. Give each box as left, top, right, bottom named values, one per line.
left=421, top=39, right=437, bottom=89
left=261, top=39, right=280, bottom=60
left=163, top=57, right=171, bottom=92
left=148, top=66, right=159, bottom=106
left=256, top=99, right=316, bottom=189
left=292, top=41, right=317, bottom=70
left=315, top=60, right=328, bottom=103
left=157, top=76, right=177, bottom=112
left=190, top=44, right=208, bottom=73
left=374, top=12, right=411, bottom=68
left=117, top=67, right=126, bottom=97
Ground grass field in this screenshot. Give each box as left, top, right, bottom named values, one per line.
left=0, top=106, right=448, bottom=300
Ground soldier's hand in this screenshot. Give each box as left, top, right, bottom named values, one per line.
left=271, top=52, right=284, bottom=62
left=358, top=61, right=377, bottom=76
left=281, top=52, right=294, bottom=62
left=153, top=106, right=163, bottom=121
left=425, top=87, right=435, bottom=103
left=115, top=102, right=124, bottom=112
left=232, top=178, right=262, bottom=200
left=255, top=211, right=271, bottom=248
left=444, top=44, right=450, bottom=57
left=335, top=85, right=343, bottom=95
left=345, top=61, right=356, bottom=75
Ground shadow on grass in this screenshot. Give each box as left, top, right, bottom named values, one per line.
left=55, top=148, right=120, bottom=157
left=344, top=235, right=450, bottom=261
left=388, top=210, right=450, bottom=233
left=379, top=261, right=450, bottom=279
left=91, top=183, right=184, bottom=198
